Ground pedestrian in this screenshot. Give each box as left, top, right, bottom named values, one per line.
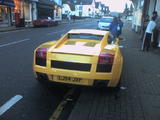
left=73, top=14, right=76, bottom=23
left=152, top=11, right=160, bottom=48
left=141, top=16, right=156, bottom=51
left=117, top=16, right=124, bottom=38
left=141, top=15, right=150, bottom=40
left=109, top=17, right=119, bottom=38
left=67, top=13, right=71, bottom=24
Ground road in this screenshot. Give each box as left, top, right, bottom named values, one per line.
left=1, top=19, right=160, bottom=120
left=0, top=19, right=96, bottom=120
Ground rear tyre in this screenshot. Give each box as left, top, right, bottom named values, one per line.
left=36, top=73, right=49, bottom=84
left=114, top=76, right=122, bottom=91
left=107, top=76, right=122, bottom=92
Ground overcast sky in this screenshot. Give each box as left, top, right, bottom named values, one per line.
left=96, top=0, right=132, bottom=12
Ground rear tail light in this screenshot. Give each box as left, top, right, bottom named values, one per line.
left=98, top=52, right=114, bottom=65
left=96, top=52, right=114, bottom=72
left=36, top=48, right=48, bottom=59
left=35, top=48, right=48, bottom=66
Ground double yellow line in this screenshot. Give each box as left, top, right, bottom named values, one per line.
left=49, top=88, right=75, bottom=120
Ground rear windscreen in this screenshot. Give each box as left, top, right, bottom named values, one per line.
left=68, top=34, right=103, bottom=40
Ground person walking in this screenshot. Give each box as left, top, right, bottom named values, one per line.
left=141, top=15, right=150, bottom=40
left=67, top=12, right=71, bottom=24
left=152, top=11, right=160, bottom=48
left=117, top=16, right=124, bottom=38
left=109, top=17, right=119, bottom=38
left=142, top=16, right=156, bottom=51
left=73, top=14, right=76, bottom=23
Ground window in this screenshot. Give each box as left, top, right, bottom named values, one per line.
left=0, top=5, right=9, bottom=23
left=79, top=6, right=82, bottom=10
left=68, top=34, right=103, bottom=40
left=100, top=17, right=113, bottom=23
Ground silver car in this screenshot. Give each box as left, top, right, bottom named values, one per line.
left=97, top=17, right=113, bottom=30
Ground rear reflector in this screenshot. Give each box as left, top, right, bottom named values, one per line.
left=98, top=52, right=114, bottom=65
left=35, top=48, right=48, bottom=66
left=97, top=52, right=114, bottom=72
left=36, top=48, right=48, bottom=59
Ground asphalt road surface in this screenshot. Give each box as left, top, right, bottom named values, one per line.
left=0, top=19, right=97, bottom=120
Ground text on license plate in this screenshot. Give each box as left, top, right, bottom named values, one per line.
left=57, top=76, right=82, bottom=82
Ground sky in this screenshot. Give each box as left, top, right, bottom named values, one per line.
left=96, top=0, right=132, bottom=12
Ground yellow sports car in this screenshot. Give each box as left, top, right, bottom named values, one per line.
left=33, top=29, right=123, bottom=87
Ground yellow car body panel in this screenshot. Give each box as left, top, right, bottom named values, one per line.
left=33, top=29, right=123, bottom=87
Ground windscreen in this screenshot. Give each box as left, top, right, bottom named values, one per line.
left=100, top=17, right=113, bottom=23
left=68, top=34, right=103, bottom=40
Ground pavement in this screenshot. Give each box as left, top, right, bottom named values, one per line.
left=67, top=21, right=160, bottom=120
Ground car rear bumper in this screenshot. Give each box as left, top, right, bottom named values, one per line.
left=33, top=65, right=117, bottom=87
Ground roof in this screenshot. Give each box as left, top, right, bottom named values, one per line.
left=102, top=16, right=114, bottom=19
left=68, top=29, right=109, bottom=36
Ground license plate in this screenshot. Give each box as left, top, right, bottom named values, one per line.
left=57, top=76, right=82, bottom=83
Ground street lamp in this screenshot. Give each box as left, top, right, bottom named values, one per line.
left=79, top=2, right=82, bottom=17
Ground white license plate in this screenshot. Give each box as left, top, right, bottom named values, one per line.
left=57, top=76, right=82, bottom=83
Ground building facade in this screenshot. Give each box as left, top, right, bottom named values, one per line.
left=0, top=0, right=14, bottom=27
left=132, top=0, right=160, bottom=32
left=54, top=0, right=62, bottom=21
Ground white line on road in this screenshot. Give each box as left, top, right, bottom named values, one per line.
left=0, top=95, right=23, bottom=116
left=47, top=30, right=67, bottom=35
left=0, top=38, right=30, bottom=48
left=0, top=29, right=29, bottom=35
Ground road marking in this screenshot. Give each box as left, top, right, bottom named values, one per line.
left=47, top=29, right=68, bottom=35
left=0, top=29, right=29, bottom=35
left=0, top=38, right=30, bottom=48
left=0, top=95, right=23, bottom=116
left=49, top=88, right=75, bottom=120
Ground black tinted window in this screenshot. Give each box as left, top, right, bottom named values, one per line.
left=68, top=34, right=103, bottom=40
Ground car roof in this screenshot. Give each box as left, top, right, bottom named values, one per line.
left=68, top=29, right=109, bottom=36
left=101, top=16, right=113, bottom=19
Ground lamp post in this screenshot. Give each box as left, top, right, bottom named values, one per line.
left=79, top=2, right=82, bottom=17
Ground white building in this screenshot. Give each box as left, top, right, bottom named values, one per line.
left=132, top=0, right=160, bottom=32
left=73, top=0, right=96, bottom=17
left=62, top=4, right=71, bottom=15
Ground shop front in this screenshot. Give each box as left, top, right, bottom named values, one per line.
left=0, top=0, right=14, bottom=27
left=37, top=0, right=55, bottom=19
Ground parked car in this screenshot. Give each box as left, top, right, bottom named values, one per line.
left=97, top=16, right=113, bottom=30
left=33, top=17, right=58, bottom=27
left=33, top=29, right=123, bottom=88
